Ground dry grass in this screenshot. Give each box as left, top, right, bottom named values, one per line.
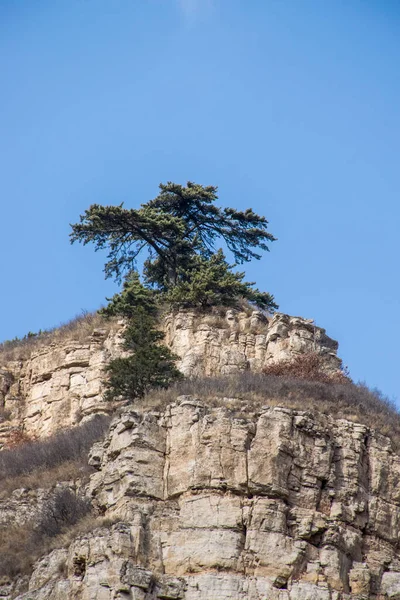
left=0, top=508, right=114, bottom=582
left=144, top=371, right=400, bottom=448
left=0, top=460, right=93, bottom=500
left=263, top=352, right=349, bottom=384
left=0, top=415, right=110, bottom=497
left=0, top=311, right=116, bottom=363
left=0, top=416, right=113, bottom=586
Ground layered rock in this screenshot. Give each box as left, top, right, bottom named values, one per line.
left=16, top=398, right=400, bottom=600
left=0, top=311, right=340, bottom=442
left=0, top=327, right=121, bottom=441
left=165, top=311, right=340, bottom=377
left=0, top=480, right=87, bottom=529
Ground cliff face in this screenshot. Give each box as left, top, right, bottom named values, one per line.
left=0, top=327, right=121, bottom=442
left=165, top=311, right=340, bottom=377
left=14, top=399, right=400, bottom=600
left=0, top=311, right=340, bottom=442
left=3, top=309, right=377, bottom=600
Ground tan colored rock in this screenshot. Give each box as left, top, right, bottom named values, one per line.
left=0, top=329, right=122, bottom=442
left=349, top=562, right=371, bottom=597
left=165, top=311, right=341, bottom=378
left=1, top=309, right=369, bottom=600
left=0, top=487, right=50, bottom=527
left=0, top=311, right=340, bottom=443
left=28, top=549, right=68, bottom=593
left=17, top=399, right=400, bottom=599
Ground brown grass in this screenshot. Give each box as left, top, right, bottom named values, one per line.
left=263, top=352, right=349, bottom=384
left=0, top=460, right=93, bottom=501
left=0, top=416, right=113, bottom=587
left=0, top=419, right=111, bottom=590
left=0, top=415, right=110, bottom=497
left=0, top=509, right=113, bottom=583
left=144, top=371, right=400, bottom=449
left=0, top=311, right=116, bottom=363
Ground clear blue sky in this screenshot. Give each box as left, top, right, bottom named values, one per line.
left=1, top=1, right=399, bottom=402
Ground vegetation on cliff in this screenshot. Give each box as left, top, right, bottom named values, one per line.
left=100, top=273, right=182, bottom=401
left=0, top=417, right=112, bottom=583
left=0, top=311, right=112, bottom=363
left=70, top=181, right=277, bottom=310
left=71, top=181, right=277, bottom=403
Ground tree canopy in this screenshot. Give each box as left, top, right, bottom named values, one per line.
left=162, top=249, right=276, bottom=310
left=70, top=181, right=277, bottom=311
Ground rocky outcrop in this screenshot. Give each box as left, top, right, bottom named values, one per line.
left=0, top=327, right=122, bottom=441
left=165, top=311, right=340, bottom=377
left=0, top=480, right=87, bottom=530
left=0, top=487, right=51, bottom=528
left=0, top=311, right=340, bottom=442
left=16, top=398, right=400, bottom=600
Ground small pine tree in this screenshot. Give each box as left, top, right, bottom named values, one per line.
left=102, top=273, right=182, bottom=403
left=100, top=271, right=158, bottom=319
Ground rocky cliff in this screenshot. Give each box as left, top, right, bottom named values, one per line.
left=0, top=311, right=340, bottom=442
left=11, top=398, right=400, bottom=600
left=5, top=309, right=391, bottom=599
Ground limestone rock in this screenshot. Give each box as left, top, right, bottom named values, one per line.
left=15, top=400, right=400, bottom=599
left=0, top=310, right=340, bottom=443
left=164, top=311, right=341, bottom=377
left=0, top=309, right=356, bottom=600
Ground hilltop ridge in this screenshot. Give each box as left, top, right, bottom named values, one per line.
left=2, top=309, right=400, bottom=599
left=0, top=309, right=339, bottom=443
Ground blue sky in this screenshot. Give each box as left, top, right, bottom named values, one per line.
left=1, top=1, right=399, bottom=402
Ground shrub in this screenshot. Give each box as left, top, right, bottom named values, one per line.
left=35, top=488, right=92, bottom=538
left=5, top=429, right=37, bottom=449
left=0, top=415, right=110, bottom=481
left=0, top=418, right=112, bottom=583
left=262, top=352, right=350, bottom=384
left=0, top=491, right=97, bottom=582
left=102, top=273, right=183, bottom=403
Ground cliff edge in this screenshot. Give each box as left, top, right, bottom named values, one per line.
left=0, top=310, right=340, bottom=441
left=4, top=310, right=395, bottom=599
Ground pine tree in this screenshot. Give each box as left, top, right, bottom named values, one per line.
left=163, top=250, right=277, bottom=310
left=70, top=181, right=277, bottom=311
left=102, top=272, right=182, bottom=403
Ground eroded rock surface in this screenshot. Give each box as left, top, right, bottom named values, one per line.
left=0, top=311, right=340, bottom=442
left=165, top=311, right=340, bottom=377
left=16, top=399, right=400, bottom=600
left=0, top=327, right=122, bottom=441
